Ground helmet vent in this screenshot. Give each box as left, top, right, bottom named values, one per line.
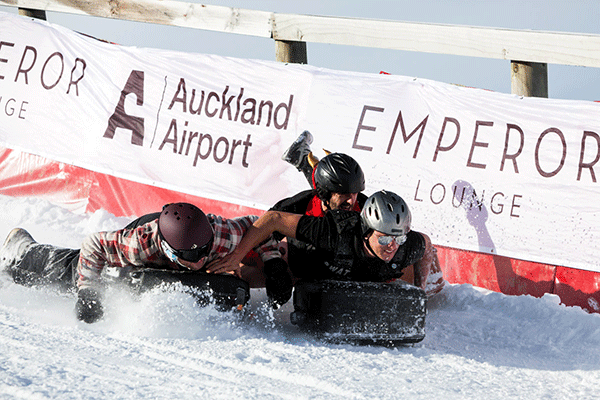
left=396, top=214, right=400, bottom=224
left=386, top=203, right=393, bottom=212
left=374, top=209, right=380, bottom=220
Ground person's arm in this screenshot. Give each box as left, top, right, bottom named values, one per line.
left=206, top=210, right=302, bottom=274
left=76, top=221, right=163, bottom=289
left=412, top=233, right=433, bottom=290
left=75, top=222, right=165, bottom=323
left=226, top=215, right=281, bottom=262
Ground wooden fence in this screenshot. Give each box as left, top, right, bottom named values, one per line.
left=3, top=0, right=600, bottom=97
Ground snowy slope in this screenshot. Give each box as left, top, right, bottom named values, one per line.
left=1, top=195, right=599, bottom=400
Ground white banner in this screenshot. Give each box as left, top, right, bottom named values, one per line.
left=1, top=12, right=599, bottom=273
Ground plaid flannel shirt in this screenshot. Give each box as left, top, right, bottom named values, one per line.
left=77, top=214, right=278, bottom=289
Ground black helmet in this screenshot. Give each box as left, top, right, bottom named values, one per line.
left=157, top=203, right=214, bottom=262
left=314, top=153, right=365, bottom=194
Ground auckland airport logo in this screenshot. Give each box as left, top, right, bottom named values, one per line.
left=103, top=70, right=294, bottom=169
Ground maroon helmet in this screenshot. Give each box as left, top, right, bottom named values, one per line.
left=157, top=203, right=214, bottom=262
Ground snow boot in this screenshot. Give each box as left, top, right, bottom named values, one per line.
left=0, top=228, right=37, bottom=273
left=282, top=130, right=313, bottom=168
left=282, top=130, right=316, bottom=186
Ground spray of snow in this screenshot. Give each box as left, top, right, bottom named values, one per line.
left=1, top=195, right=599, bottom=399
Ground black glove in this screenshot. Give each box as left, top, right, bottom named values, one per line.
left=75, top=288, right=104, bottom=323
left=263, top=258, right=293, bottom=309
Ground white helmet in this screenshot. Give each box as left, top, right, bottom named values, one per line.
left=361, top=190, right=411, bottom=236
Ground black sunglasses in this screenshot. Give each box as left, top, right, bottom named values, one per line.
left=161, top=235, right=213, bottom=263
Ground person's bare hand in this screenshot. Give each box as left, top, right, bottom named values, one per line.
left=205, top=254, right=241, bottom=275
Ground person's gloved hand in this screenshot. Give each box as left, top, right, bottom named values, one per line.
left=75, top=287, right=104, bottom=323
left=263, top=258, right=293, bottom=309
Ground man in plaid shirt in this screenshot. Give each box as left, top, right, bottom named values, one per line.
left=1, top=203, right=279, bottom=323
left=78, top=213, right=278, bottom=290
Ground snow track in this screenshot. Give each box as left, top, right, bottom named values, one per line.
left=1, top=196, right=599, bottom=399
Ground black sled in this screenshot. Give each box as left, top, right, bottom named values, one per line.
left=103, top=267, right=250, bottom=312
left=290, top=279, right=427, bottom=345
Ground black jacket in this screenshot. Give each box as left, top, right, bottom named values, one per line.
left=294, top=210, right=426, bottom=281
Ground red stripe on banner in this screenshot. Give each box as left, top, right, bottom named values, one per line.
left=437, top=245, right=556, bottom=297
left=2, top=146, right=600, bottom=313
left=554, top=267, right=600, bottom=313
left=0, top=146, right=261, bottom=218
left=0, top=147, right=91, bottom=210
left=437, top=245, right=600, bottom=313
left=86, top=173, right=263, bottom=218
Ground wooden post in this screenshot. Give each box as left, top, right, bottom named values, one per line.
left=18, top=8, right=47, bottom=20
left=275, top=40, right=307, bottom=64
left=511, top=61, right=548, bottom=98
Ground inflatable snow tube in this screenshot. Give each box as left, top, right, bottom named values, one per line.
left=290, top=279, right=427, bottom=345
left=105, top=267, right=250, bottom=312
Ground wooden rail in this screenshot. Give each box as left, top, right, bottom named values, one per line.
left=4, top=0, right=600, bottom=97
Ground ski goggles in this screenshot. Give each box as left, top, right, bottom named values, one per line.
left=160, top=236, right=213, bottom=264
left=377, top=234, right=407, bottom=246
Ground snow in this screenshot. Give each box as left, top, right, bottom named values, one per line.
left=1, top=195, right=599, bottom=399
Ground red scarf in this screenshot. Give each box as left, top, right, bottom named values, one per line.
left=305, top=194, right=362, bottom=217
left=306, top=195, right=326, bottom=217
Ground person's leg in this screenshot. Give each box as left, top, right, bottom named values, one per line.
left=0, top=228, right=80, bottom=290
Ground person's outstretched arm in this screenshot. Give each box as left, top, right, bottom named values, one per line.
left=206, top=211, right=302, bottom=274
